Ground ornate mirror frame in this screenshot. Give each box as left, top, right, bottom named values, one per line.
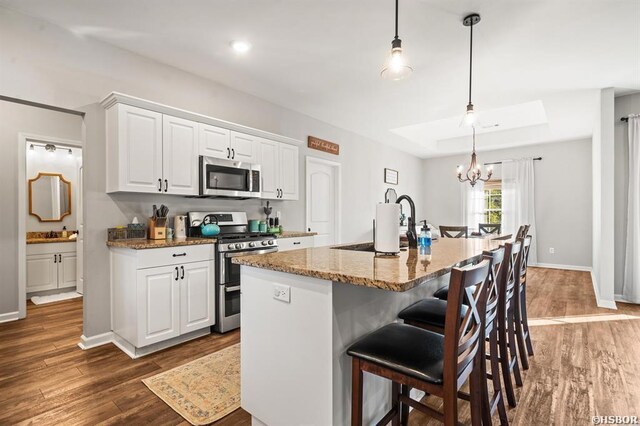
left=28, top=172, right=72, bottom=222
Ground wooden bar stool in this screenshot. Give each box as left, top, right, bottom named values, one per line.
left=398, top=248, right=509, bottom=426
left=440, top=225, right=469, bottom=238
left=496, top=241, right=524, bottom=407
left=515, top=224, right=530, bottom=240
left=347, top=260, right=492, bottom=426
left=514, top=235, right=534, bottom=370
left=479, top=223, right=501, bottom=235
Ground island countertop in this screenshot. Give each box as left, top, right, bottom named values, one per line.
left=233, top=237, right=508, bottom=292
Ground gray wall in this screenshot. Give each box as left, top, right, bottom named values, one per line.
left=422, top=138, right=593, bottom=268
left=0, top=100, right=83, bottom=316
left=0, top=8, right=424, bottom=336
left=614, top=93, right=640, bottom=297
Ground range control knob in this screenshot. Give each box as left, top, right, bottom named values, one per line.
left=267, top=240, right=274, bottom=246
left=261, top=241, right=268, bottom=246
left=235, top=243, right=242, bottom=249
left=227, top=244, right=234, bottom=250
left=249, top=242, right=256, bottom=248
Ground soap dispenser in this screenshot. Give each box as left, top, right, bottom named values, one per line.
left=418, top=220, right=432, bottom=248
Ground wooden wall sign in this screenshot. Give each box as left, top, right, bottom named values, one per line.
left=308, top=136, right=339, bottom=155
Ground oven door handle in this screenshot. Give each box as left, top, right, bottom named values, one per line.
left=224, top=248, right=278, bottom=258
left=225, top=285, right=241, bottom=293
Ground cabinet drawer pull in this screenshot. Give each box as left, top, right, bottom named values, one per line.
left=174, top=267, right=179, bottom=281
left=293, top=242, right=301, bottom=245
left=172, top=253, right=187, bottom=257
left=180, top=266, right=185, bottom=280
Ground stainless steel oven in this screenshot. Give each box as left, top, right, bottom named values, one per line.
left=199, top=156, right=261, bottom=198
left=217, top=246, right=277, bottom=333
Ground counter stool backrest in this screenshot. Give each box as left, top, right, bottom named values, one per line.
left=444, top=259, right=491, bottom=384
left=479, top=223, right=501, bottom=235
left=440, top=226, right=469, bottom=238
left=516, top=224, right=530, bottom=240
left=500, top=241, right=522, bottom=311
left=482, top=247, right=505, bottom=332
left=519, top=236, right=532, bottom=278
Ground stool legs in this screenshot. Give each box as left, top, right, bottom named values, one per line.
left=485, top=327, right=509, bottom=425
left=351, top=358, right=363, bottom=426
left=521, top=286, right=534, bottom=356
left=400, top=385, right=410, bottom=425
left=515, top=284, right=534, bottom=370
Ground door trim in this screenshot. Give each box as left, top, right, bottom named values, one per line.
left=305, top=156, right=342, bottom=246
left=18, top=133, right=83, bottom=319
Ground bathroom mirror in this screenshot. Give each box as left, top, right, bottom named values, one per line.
left=28, top=172, right=71, bottom=222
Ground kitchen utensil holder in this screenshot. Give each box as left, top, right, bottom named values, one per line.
left=148, top=217, right=167, bottom=240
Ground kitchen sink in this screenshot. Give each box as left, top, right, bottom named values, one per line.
left=331, top=243, right=408, bottom=253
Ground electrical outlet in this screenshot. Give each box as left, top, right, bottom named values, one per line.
left=549, top=247, right=555, bottom=254
left=273, top=284, right=290, bottom=303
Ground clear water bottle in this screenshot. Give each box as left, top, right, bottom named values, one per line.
left=418, top=221, right=432, bottom=248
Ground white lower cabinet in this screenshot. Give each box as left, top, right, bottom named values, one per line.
left=277, top=236, right=315, bottom=252
left=111, top=245, right=216, bottom=355
left=26, top=243, right=77, bottom=293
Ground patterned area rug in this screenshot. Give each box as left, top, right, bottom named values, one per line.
left=142, top=343, right=240, bottom=425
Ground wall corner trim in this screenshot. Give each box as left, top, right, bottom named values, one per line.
left=590, top=272, right=618, bottom=310
left=78, top=332, right=114, bottom=350
left=0, top=311, right=20, bottom=324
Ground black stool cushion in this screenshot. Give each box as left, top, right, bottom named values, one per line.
left=398, top=298, right=468, bottom=329
left=433, top=286, right=449, bottom=300
left=347, top=323, right=444, bottom=384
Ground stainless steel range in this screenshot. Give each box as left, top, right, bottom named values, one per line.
left=187, top=211, right=277, bottom=333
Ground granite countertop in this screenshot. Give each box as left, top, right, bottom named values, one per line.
left=275, top=231, right=317, bottom=239
left=106, top=237, right=216, bottom=250
left=233, top=237, right=510, bottom=292
left=27, top=237, right=77, bottom=244
left=27, top=231, right=77, bottom=244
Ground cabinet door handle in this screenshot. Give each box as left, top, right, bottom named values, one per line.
left=172, top=253, right=187, bottom=257
left=164, top=179, right=168, bottom=192
left=227, top=147, right=230, bottom=158
left=175, top=267, right=179, bottom=281
left=231, top=148, right=235, bottom=159
left=180, top=266, right=185, bottom=280
left=58, top=254, right=62, bottom=263
left=158, top=178, right=162, bottom=192
left=54, top=254, right=57, bottom=264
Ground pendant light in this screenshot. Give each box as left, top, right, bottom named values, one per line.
left=460, top=14, right=480, bottom=126
left=381, top=0, right=412, bottom=80
left=457, top=126, right=493, bottom=187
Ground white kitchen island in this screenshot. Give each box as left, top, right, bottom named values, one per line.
left=235, top=238, right=507, bottom=425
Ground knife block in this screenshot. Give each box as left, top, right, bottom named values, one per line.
left=148, top=217, right=167, bottom=240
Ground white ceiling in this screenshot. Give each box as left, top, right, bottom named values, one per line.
left=2, top=0, right=638, bottom=158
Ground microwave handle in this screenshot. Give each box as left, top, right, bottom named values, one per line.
left=247, top=169, right=252, bottom=192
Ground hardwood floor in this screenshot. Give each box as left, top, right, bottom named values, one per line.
left=0, top=299, right=249, bottom=425
left=1, top=267, right=638, bottom=425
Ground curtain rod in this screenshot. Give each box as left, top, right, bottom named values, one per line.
left=484, top=157, right=542, bottom=166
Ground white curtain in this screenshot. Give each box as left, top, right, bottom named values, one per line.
left=623, top=115, right=640, bottom=303
left=502, top=158, right=537, bottom=264
left=461, top=180, right=484, bottom=232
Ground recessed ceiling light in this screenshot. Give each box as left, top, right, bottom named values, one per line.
left=230, top=40, right=251, bottom=54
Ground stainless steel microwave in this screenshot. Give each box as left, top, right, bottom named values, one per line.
left=199, top=156, right=261, bottom=198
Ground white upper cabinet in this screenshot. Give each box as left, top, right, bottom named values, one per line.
left=230, top=131, right=258, bottom=163
left=279, top=143, right=299, bottom=200
left=162, top=115, right=199, bottom=195
left=199, top=123, right=231, bottom=159
left=258, top=138, right=279, bottom=199
left=258, top=138, right=299, bottom=200
left=107, top=104, right=163, bottom=193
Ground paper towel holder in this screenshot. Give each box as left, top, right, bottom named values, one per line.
left=373, top=219, right=400, bottom=257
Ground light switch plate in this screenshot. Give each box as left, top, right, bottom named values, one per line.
left=273, top=284, right=290, bottom=303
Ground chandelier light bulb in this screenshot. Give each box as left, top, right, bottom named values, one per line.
left=461, top=104, right=477, bottom=127
left=381, top=40, right=412, bottom=80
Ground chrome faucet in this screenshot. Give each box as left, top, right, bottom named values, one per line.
left=396, top=195, right=417, bottom=248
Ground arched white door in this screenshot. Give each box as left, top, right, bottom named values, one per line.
left=306, top=157, right=340, bottom=247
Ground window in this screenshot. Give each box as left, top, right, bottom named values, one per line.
left=483, top=181, right=502, bottom=225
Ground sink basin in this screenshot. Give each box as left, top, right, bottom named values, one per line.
left=331, top=243, right=408, bottom=253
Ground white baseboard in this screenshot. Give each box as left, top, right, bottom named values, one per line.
left=532, top=263, right=592, bottom=272
left=78, top=332, right=114, bottom=350
left=0, top=311, right=19, bottom=323
left=590, top=272, right=617, bottom=310
left=615, top=294, right=640, bottom=304
left=112, top=328, right=210, bottom=359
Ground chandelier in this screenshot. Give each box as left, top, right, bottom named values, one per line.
left=457, top=127, right=493, bottom=187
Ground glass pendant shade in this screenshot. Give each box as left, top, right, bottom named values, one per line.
left=460, top=103, right=478, bottom=127
left=381, top=39, right=412, bottom=80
